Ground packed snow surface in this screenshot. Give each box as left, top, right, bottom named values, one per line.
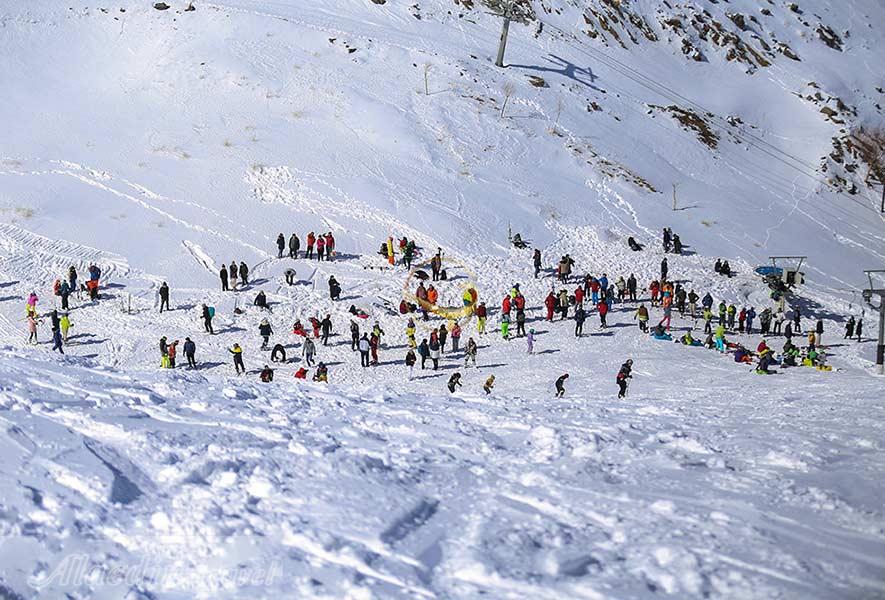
left=1, top=0, right=884, bottom=598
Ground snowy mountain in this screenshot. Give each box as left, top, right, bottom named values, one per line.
left=1, top=1, right=884, bottom=598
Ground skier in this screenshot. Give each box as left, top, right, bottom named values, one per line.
left=483, top=375, right=495, bottom=395
left=229, top=344, right=245, bottom=375
left=276, top=233, right=285, bottom=258
left=554, top=373, right=569, bottom=398
left=201, top=304, right=214, bottom=334
left=358, top=334, right=371, bottom=367
left=533, top=248, right=542, bottom=278
left=288, top=233, right=300, bottom=259
left=447, top=372, right=462, bottom=393
left=405, top=348, right=417, bottom=380
left=258, top=318, right=273, bottom=349
left=302, top=337, right=316, bottom=366
left=184, top=337, right=196, bottom=368
left=616, top=359, right=633, bottom=398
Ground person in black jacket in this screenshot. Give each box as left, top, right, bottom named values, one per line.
left=220, top=265, right=229, bottom=291
left=271, top=343, right=286, bottom=363
left=184, top=337, right=197, bottom=368
left=258, top=318, right=273, bottom=349
left=321, top=315, right=332, bottom=345
left=276, top=233, right=286, bottom=258
left=418, top=339, right=430, bottom=369
left=329, top=276, right=341, bottom=301
left=159, top=282, right=170, bottom=312
left=617, top=359, right=633, bottom=398
left=202, top=304, right=214, bottom=334
left=253, top=291, right=269, bottom=311
left=447, top=372, right=462, bottom=393
left=239, top=262, right=249, bottom=286
left=555, top=373, right=569, bottom=398
left=288, top=233, right=300, bottom=258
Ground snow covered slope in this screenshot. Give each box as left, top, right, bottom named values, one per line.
left=1, top=0, right=884, bottom=598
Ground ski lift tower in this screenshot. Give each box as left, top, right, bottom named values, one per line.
left=861, top=269, right=885, bottom=375
left=769, top=256, right=807, bottom=286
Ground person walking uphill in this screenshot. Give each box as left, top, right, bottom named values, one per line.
left=51, top=325, right=64, bottom=354
left=202, top=304, right=215, bottom=334
left=258, top=318, right=273, bottom=349
left=229, top=344, right=245, bottom=375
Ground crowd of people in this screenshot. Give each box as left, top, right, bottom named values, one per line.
left=17, top=225, right=867, bottom=397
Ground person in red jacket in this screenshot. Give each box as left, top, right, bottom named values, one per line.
left=649, top=280, right=660, bottom=307
left=574, top=285, right=585, bottom=307
left=545, top=292, right=556, bottom=321
left=597, top=299, right=609, bottom=328
left=475, top=302, right=488, bottom=334
left=325, top=232, right=335, bottom=260
left=306, top=232, right=316, bottom=259
left=502, top=295, right=511, bottom=316
left=514, top=293, right=526, bottom=312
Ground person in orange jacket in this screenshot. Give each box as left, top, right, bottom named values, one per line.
left=544, top=292, right=556, bottom=322
left=306, top=231, right=316, bottom=259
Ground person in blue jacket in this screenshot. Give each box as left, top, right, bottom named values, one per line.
left=746, top=307, right=757, bottom=335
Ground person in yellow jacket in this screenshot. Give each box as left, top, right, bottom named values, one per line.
left=405, top=318, right=417, bottom=348
left=714, top=324, right=727, bottom=353
left=228, top=343, right=245, bottom=375
left=59, top=313, right=72, bottom=342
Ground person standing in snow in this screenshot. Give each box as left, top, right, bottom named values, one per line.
left=302, top=336, right=316, bottom=366
left=574, top=305, right=586, bottom=337
left=358, top=334, right=371, bottom=367
left=59, top=312, right=71, bottom=342
left=27, top=312, right=41, bottom=345
left=617, top=359, right=633, bottom=398
left=159, top=282, right=170, bottom=313
left=464, top=337, right=477, bottom=367
left=815, top=319, right=824, bottom=347
left=350, top=321, right=360, bottom=351
left=51, top=326, right=64, bottom=354
left=316, top=234, right=326, bottom=261
left=855, top=318, right=863, bottom=341
left=321, top=314, right=332, bottom=346
left=533, top=249, right=542, bottom=278
left=526, top=328, right=535, bottom=354
left=289, top=233, right=300, bottom=259
left=239, top=262, right=249, bottom=286
left=555, top=373, right=569, bottom=398
left=220, top=264, right=229, bottom=291
left=845, top=316, right=856, bottom=339
left=229, top=344, right=245, bottom=375
left=660, top=257, right=669, bottom=282
left=476, top=302, right=487, bottom=334
left=184, top=337, right=197, bottom=368
left=276, top=233, right=286, bottom=259
left=229, top=261, right=238, bottom=289
left=201, top=304, right=214, bottom=334
left=258, top=318, right=273, bottom=349
left=306, top=232, right=316, bottom=260
left=405, top=348, right=417, bottom=380
left=429, top=336, right=441, bottom=370
left=417, top=338, right=430, bottom=369
left=328, top=276, right=341, bottom=301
